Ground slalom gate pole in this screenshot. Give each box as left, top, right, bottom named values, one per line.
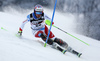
left=44, top=0, right=57, bottom=47
left=45, top=20, right=90, bottom=46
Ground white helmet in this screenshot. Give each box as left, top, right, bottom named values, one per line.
left=34, top=5, right=43, bottom=14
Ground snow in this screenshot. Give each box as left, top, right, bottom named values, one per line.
left=0, top=8, right=100, bottom=61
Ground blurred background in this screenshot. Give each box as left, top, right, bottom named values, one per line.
left=0, top=0, right=100, bottom=41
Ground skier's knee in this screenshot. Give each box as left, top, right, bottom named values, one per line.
left=54, top=38, right=68, bottom=48
left=39, top=33, right=53, bottom=45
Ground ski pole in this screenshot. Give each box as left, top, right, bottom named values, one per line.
left=1, top=27, right=18, bottom=36
left=44, top=0, right=57, bottom=47
left=1, top=27, right=8, bottom=31
left=45, top=20, right=89, bottom=46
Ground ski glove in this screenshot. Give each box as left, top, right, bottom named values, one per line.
left=45, top=20, right=54, bottom=26
left=17, top=31, right=22, bottom=36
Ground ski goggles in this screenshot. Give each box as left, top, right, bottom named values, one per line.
left=36, top=12, right=42, bottom=15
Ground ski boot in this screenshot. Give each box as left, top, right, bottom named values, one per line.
left=72, top=50, right=82, bottom=57
left=67, top=46, right=82, bottom=57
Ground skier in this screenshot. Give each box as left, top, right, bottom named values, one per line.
left=17, top=4, right=82, bottom=57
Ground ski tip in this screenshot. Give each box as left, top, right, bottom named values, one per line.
left=78, top=53, right=82, bottom=58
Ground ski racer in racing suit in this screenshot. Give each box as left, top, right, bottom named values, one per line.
left=17, top=4, right=82, bottom=57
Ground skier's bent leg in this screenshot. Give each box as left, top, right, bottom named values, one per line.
left=54, top=38, right=68, bottom=49
left=38, top=33, right=53, bottom=45
left=39, top=33, right=66, bottom=54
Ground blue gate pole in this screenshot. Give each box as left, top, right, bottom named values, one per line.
left=44, top=0, right=57, bottom=47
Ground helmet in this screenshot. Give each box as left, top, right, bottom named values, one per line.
left=34, top=5, right=43, bottom=14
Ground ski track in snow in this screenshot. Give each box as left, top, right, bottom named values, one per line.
left=0, top=8, right=100, bottom=61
